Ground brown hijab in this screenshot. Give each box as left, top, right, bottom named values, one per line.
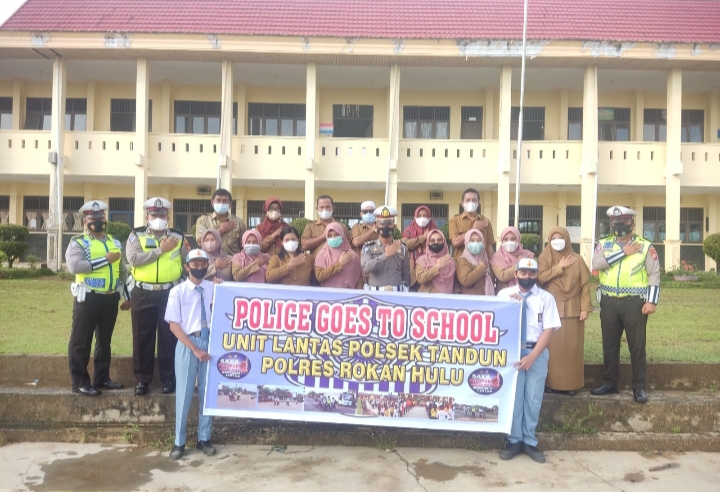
left=537, top=227, right=590, bottom=302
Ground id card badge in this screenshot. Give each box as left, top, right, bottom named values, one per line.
left=146, top=238, right=157, bottom=248
left=537, top=313, right=543, bottom=330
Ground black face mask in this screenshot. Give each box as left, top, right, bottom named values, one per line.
left=517, top=277, right=536, bottom=290
left=378, top=226, right=394, bottom=238
left=428, top=243, right=445, bottom=254
left=189, top=268, right=208, bottom=279
left=612, top=222, right=633, bottom=238
left=88, top=220, right=107, bottom=232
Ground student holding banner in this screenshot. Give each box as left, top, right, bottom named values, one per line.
left=314, top=222, right=363, bottom=289
left=415, top=230, right=456, bottom=294
left=266, top=227, right=314, bottom=286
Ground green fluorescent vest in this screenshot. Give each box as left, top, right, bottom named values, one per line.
left=74, top=234, right=121, bottom=292
left=598, top=235, right=651, bottom=297
left=132, top=233, right=183, bottom=284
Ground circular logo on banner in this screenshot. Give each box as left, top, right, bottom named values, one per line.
left=217, top=352, right=251, bottom=379
left=467, top=368, right=503, bottom=395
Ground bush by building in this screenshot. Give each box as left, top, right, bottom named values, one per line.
left=0, top=224, right=30, bottom=268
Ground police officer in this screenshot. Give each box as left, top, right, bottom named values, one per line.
left=127, top=197, right=189, bottom=396
left=591, top=206, right=660, bottom=403
left=65, top=200, right=129, bottom=396
left=361, top=205, right=410, bottom=292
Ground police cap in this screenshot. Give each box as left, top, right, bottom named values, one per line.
left=79, top=200, right=108, bottom=219
left=144, top=197, right=172, bottom=216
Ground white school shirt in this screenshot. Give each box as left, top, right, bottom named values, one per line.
left=165, top=278, right=215, bottom=335
left=497, top=284, right=561, bottom=343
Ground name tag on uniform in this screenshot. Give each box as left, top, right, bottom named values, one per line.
left=146, top=238, right=157, bottom=248
left=538, top=313, right=543, bottom=329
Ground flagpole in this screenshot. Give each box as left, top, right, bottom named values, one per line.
left=514, top=0, right=529, bottom=227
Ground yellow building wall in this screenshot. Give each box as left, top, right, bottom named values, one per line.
left=317, top=88, right=388, bottom=139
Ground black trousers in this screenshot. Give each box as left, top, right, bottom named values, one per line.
left=130, top=288, right=177, bottom=385
left=599, top=295, right=648, bottom=390
left=68, top=291, right=120, bottom=389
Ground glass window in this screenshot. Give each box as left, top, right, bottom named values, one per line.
left=296, top=120, right=306, bottom=137
left=192, top=116, right=204, bottom=134
left=265, top=119, right=278, bottom=136
left=174, top=101, right=222, bottom=135
left=598, top=108, right=631, bottom=142
left=0, top=113, right=11, bottom=129
left=333, top=104, right=374, bottom=138
left=460, top=107, right=483, bottom=139
left=24, top=98, right=52, bottom=130
left=511, top=107, right=545, bottom=141
left=111, top=99, right=136, bottom=132
left=281, top=119, right=294, bottom=136
left=0, top=97, right=12, bottom=129
left=402, top=106, right=450, bottom=139
left=246, top=103, right=306, bottom=136
left=567, top=108, right=582, bottom=140
left=175, top=116, right=185, bottom=133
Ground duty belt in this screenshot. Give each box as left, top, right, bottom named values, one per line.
left=135, top=280, right=180, bottom=291
left=598, top=285, right=645, bottom=297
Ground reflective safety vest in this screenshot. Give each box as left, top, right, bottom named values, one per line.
left=131, top=232, right=183, bottom=284
left=598, top=235, right=651, bottom=297
left=74, top=234, right=122, bottom=293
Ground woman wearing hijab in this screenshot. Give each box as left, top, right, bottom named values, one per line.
left=231, top=230, right=270, bottom=283
left=456, top=229, right=495, bottom=296
left=401, top=205, right=438, bottom=290
left=490, top=226, right=535, bottom=291
left=314, top=222, right=362, bottom=289
left=415, top=230, right=456, bottom=294
left=200, top=229, right=232, bottom=281
left=256, top=197, right=284, bottom=256
left=538, top=227, right=592, bottom=396
left=266, top=226, right=314, bottom=286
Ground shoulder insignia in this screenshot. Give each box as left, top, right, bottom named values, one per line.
left=71, top=234, right=84, bottom=241
left=594, top=242, right=603, bottom=253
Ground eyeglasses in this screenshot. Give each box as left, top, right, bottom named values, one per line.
left=362, top=210, right=375, bottom=215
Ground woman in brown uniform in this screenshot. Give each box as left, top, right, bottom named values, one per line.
left=314, top=222, right=362, bottom=289
left=401, top=205, right=438, bottom=291
left=231, top=230, right=270, bottom=283
left=415, top=230, right=456, bottom=294
left=266, top=226, right=313, bottom=286
left=537, top=227, right=592, bottom=396
left=455, top=229, right=495, bottom=296
left=257, top=197, right=284, bottom=256
left=489, top=226, right=535, bottom=291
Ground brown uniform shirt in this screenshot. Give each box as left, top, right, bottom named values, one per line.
left=195, top=212, right=247, bottom=257
left=232, top=262, right=261, bottom=282
left=350, top=222, right=379, bottom=255
left=261, top=234, right=282, bottom=257
left=266, top=254, right=314, bottom=286
left=455, top=257, right=489, bottom=296
left=301, top=219, right=350, bottom=256
left=448, top=213, right=496, bottom=259
left=538, top=263, right=593, bottom=317
left=415, top=263, right=441, bottom=294
left=491, top=263, right=516, bottom=292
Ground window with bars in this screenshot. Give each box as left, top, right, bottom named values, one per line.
left=247, top=200, right=305, bottom=228
left=596, top=206, right=612, bottom=238
left=400, top=204, right=449, bottom=230
left=598, top=108, right=630, bottom=141
left=248, top=103, right=306, bottom=137
left=0, top=97, right=12, bottom=130
left=460, top=107, right=483, bottom=139
left=402, top=106, right=450, bottom=139
left=681, top=110, right=704, bottom=143
left=64, top=98, right=87, bottom=131
left=174, top=101, right=221, bottom=134
left=568, top=108, right=583, bottom=140
left=643, top=109, right=667, bottom=142
left=330, top=202, right=364, bottom=228
left=108, top=198, right=135, bottom=226
left=24, top=98, right=52, bottom=130
left=509, top=205, right=543, bottom=236
left=643, top=207, right=666, bottom=243
left=110, top=99, right=152, bottom=132
left=173, top=199, right=223, bottom=234
left=643, top=109, right=704, bottom=143
left=21, top=196, right=83, bottom=231
left=511, top=107, right=545, bottom=141
left=332, top=104, right=373, bottom=138
left=566, top=205, right=581, bottom=227
left=0, top=196, right=9, bottom=225
left=680, top=207, right=703, bottom=244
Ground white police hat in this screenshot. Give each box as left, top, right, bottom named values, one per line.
left=516, top=258, right=538, bottom=271
left=78, top=200, right=108, bottom=219
left=607, top=206, right=637, bottom=219
left=143, top=197, right=172, bottom=214
left=373, top=205, right=398, bottom=219
left=186, top=249, right=209, bottom=262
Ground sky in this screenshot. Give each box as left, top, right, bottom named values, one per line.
left=0, top=0, right=28, bottom=27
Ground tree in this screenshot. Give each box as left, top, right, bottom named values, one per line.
left=702, top=233, right=720, bottom=268
left=520, top=233, right=542, bottom=255
left=106, top=221, right=132, bottom=242
left=289, top=217, right=312, bottom=238
left=0, top=224, right=30, bottom=269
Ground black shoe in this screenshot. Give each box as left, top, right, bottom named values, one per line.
left=162, top=381, right=175, bottom=394
left=196, top=440, right=217, bottom=456
left=499, top=441, right=522, bottom=461
left=590, top=383, right=619, bottom=396
left=522, top=443, right=546, bottom=463
left=134, top=383, right=149, bottom=396
left=567, top=390, right=577, bottom=397
left=94, top=380, right=123, bottom=390
left=544, top=386, right=554, bottom=394
left=169, top=444, right=184, bottom=460
left=73, top=385, right=101, bottom=396
left=633, top=389, right=648, bottom=403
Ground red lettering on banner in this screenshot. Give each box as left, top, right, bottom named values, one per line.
left=357, top=305, right=372, bottom=336
left=410, top=308, right=425, bottom=339
left=392, top=307, right=406, bottom=338
left=284, top=301, right=297, bottom=331
left=233, top=298, right=248, bottom=329
left=297, top=301, right=312, bottom=332
left=426, top=309, right=440, bottom=341
left=377, top=306, right=392, bottom=337
left=482, top=312, right=499, bottom=345
left=455, top=311, right=469, bottom=342
left=440, top=310, right=454, bottom=340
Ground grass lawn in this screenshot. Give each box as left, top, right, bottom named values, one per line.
left=0, top=279, right=718, bottom=363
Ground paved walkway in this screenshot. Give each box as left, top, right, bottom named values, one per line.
left=1, top=443, right=718, bottom=491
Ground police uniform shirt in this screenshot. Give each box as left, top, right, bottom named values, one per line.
left=65, top=234, right=129, bottom=298
left=164, top=278, right=215, bottom=335
left=497, top=284, right=561, bottom=343
left=126, top=226, right=189, bottom=269
left=350, top=222, right=379, bottom=255
left=361, top=240, right=411, bottom=287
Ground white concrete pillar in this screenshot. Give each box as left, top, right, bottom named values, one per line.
left=304, top=63, right=317, bottom=220
left=484, top=87, right=494, bottom=140
left=233, top=186, right=246, bottom=221
left=634, top=90, right=644, bottom=141
left=557, top=192, right=567, bottom=228
left=708, top=195, right=717, bottom=271
left=219, top=59, right=234, bottom=190
left=710, top=92, right=719, bottom=144
left=8, top=182, right=20, bottom=225
left=12, top=80, right=23, bottom=130
left=47, top=57, right=66, bottom=270
left=85, top=81, right=95, bottom=132
left=387, top=63, right=400, bottom=209
left=559, top=89, right=569, bottom=140
left=580, top=65, right=599, bottom=266
left=133, top=59, right=149, bottom=228
left=496, top=66, right=512, bottom=230
left=236, top=84, right=246, bottom=136
left=664, top=68, right=682, bottom=271
left=635, top=194, right=644, bottom=237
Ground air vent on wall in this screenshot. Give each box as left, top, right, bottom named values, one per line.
left=196, top=186, right=212, bottom=196
left=429, top=191, right=443, bottom=201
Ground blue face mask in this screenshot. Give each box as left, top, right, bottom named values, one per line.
left=362, top=213, right=375, bottom=224
left=468, top=242, right=484, bottom=255
left=213, top=203, right=230, bottom=215
left=327, top=237, right=343, bottom=249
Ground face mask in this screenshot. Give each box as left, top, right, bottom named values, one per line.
left=362, top=213, right=375, bottom=224
left=149, top=218, right=168, bottom=231
left=318, top=210, right=333, bottom=221
left=463, top=202, right=478, bottom=213
left=267, top=210, right=281, bottom=221
left=613, top=222, right=633, bottom=238
left=468, top=242, right=484, bottom=255
left=244, top=244, right=260, bottom=256
left=517, top=277, right=536, bottom=290
left=327, top=237, right=343, bottom=248
left=88, top=220, right=106, bottom=233
left=502, top=241, right=518, bottom=253
left=213, top=203, right=230, bottom=215
left=189, top=267, right=208, bottom=279
left=428, top=243, right=445, bottom=254
left=415, top=217, right=430, bottom=228
left=550, top=239, right=566, bottom=251
left=203, top=240, right=218, bottom=252
left=378, top=226, right=394, bottom=238
left=283, top=241, right=299, bottom=253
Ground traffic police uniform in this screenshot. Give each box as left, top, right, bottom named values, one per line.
left=591, top=206, right=660, bottom=403
left=360, top=205, right=411, bottom=291
left=127, top=197, right=189, bottom=395
left=65, top=200, right=129, bottom=395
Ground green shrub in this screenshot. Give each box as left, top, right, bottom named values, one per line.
left=0, top=251, right=7, bottom=268
left=0, top=224, right=30, bottom=268
left=106, top=221, right=133, bottom=242
left=439, top=222, right=451, bottom=242
left=392, top=226, right=402, bottom=241
left=521, top=233, right=542, bottom=254
left=289, top=217, right=312, bottom=238
left=0, top=267, right=54, bottom=280
left=703, top=233, right=720, bottom=265
left=25, top=254, right=40, bottom=270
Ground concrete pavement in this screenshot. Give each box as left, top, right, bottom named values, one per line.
left=1, top=443, right=719, bottom=491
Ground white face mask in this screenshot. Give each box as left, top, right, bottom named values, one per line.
left=267, top=210, right=281, bottom=221
left=415, top=217, right=430, bottom=228
left=149, top=218, right=168, bottom=231
left=550, top=238, right=566, bottom=251
left=203, top=239, right=218, bottom=252
left=463, top=202, right=478, bottom=214
left=318, top=210, right=333, bottom=221
left=244, top=244, right=261, bottom=256
left=502, top=241, right=518, bottom=253
left=213, top=203, right=230, bottom=215
left=283, top=241, right=299, bottom=253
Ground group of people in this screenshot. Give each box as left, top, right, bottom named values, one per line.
left=64, top=184, right=660, bottom=464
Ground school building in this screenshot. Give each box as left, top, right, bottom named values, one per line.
left=0, top=0, right=719, bottom=270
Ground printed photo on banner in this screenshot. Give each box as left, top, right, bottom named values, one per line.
left=257, top=384, right=305, bottom=412
left=452, top=400, right=500, bottom=422
left=304, top=390, right=357, bottom=415
left=217, top=383, right=257, bottom=410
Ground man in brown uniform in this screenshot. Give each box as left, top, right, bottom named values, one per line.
left=301, top=195, right=350, bottom=256
left=449, top=188, right=496, bottom=259
left=195, top=188, right=246, bottom=256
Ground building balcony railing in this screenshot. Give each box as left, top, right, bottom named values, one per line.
left=397, top=139, right=498, bottom=185
left=233, top=136, right=305, bottom=181
left=597, top=142, right=666, bottom=187
left=510, top=141, right=582, bottom=185
left=150, top=133, right=219, bottom=179
left=315, top=138, right=389, bottom=183
left=681, top=143, right=720, bottom=187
